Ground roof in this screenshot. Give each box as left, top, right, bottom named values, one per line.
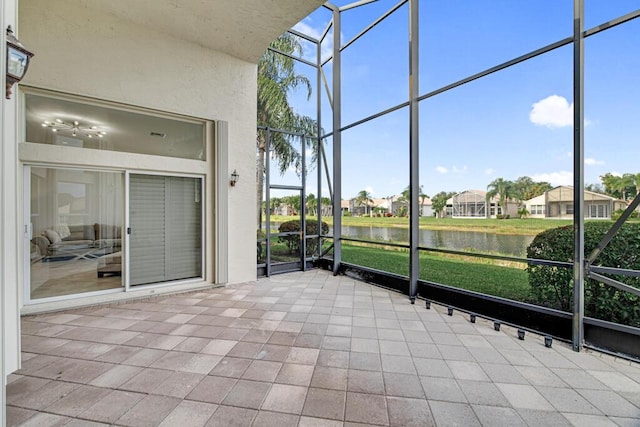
left=524, top=185, right=623, bottom=203
left=87, top=0, right=325, bottom=63
left=446, top=190, right=497, bottom=204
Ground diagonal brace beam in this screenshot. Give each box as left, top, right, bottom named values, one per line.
left=587, top=191, right=640, bottom=264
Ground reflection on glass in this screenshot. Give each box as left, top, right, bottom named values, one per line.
left=30, top=167, right=124, bottom=300
left=25, top=93, right=205, bottom=160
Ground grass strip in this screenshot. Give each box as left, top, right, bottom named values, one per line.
left=341, top=243, right=530, bottom=302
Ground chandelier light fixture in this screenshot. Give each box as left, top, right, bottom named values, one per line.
left=41, top=119, right=107, bottom=138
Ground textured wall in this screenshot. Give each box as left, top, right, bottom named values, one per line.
left=20, top=0, right=259, bottom=284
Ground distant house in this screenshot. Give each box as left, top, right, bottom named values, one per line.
left=349, top=197, right=377, bottom=216
left=420, top=197, right=434, bottom=217
left=274, top=203, right=296, bottom=216
left=341, top=199, right=350, bottom=215
left=524, top=186, right=626, bottom=219
left=445, top=190, right=517, bottom=218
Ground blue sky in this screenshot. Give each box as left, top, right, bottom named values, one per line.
left=270, top=1, right=640, bottom=201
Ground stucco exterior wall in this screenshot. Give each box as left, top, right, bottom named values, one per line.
left=3, top=0, right=21, bottom=422
left=20, top=0, right=257, bottom=284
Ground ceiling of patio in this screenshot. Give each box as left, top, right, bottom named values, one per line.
left=86, top=0, right=326, bottom=63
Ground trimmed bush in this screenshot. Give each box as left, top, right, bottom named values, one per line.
left=612, top=209, right=638, bottom=220
left=526, top=221, right=640, bottom=327
left=278, top=219, right=329, bottom=256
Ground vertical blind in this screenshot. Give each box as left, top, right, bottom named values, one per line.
left=129, top=174, right=202, bottom=286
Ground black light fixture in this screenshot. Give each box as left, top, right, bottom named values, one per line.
left=5, top=26, right=34, bottom=99
left=470, top=314, right=476, bottom=323
left=517, top=328, right=526, bottom=340
left=230, top=169, right=239, bottom=187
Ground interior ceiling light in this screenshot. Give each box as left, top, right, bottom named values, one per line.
left=42, top=119, right=107, bottom=138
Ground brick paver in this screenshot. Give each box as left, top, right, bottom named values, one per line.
left=7, top=269, right=640, bottom=426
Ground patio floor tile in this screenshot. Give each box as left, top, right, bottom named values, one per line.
left=386, top=396, right=434, bottom=427
left=157, top=400, right=217, bottom=427
left=261, top=383, right=308, bottom=414
left=186, top=375, right=237, bottom=404
left=79, top=390, right=145, bottom=424
left=303, top=388, right=346, bottom=420
left=275, top=363, right=315, bottom=386
left=344, top=391, right=388, bottom=425
left=221, top=379, right=271, bottom=409
left=8, top=269, right=640, bottom=427
left=205, top=405, right=256, bottom=427
left=252, top=410, right=299, bottom=427
left=241, top=360, right=282, bottom=382
left=116, top=394, right=181, bottom=427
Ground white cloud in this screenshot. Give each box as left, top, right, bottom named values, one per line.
left=611, top=171, right=622, bottom=177
left=585, top=157, right=604, bottom=166
left=436, top=166, right=448, bottom=174
left=529, top=95, right=573, bottom=128
left=292, top=18, right=334, bottom=61
left=531, top=171, right=573, bottom=186
left=485, top=168, right=496, bottom=175
left=365, top=185, right=376, bottom=195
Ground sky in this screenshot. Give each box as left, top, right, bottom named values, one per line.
left=268, top=1, right=640, bottom=201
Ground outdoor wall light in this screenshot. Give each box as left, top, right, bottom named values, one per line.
left=230, top=170, right=239, bottom=187
left=5, top=26, right=34, bottom=99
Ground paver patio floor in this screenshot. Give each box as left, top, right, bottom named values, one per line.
left=7, top=269, right=640, bottom=426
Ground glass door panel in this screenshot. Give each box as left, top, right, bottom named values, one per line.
left=28, top=167, right=124, bottom=300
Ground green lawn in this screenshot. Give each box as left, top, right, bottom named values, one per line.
left=341, top=243, right=531, bottom=301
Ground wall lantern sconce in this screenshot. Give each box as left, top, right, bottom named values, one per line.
left=230, top=170, right=239, bottom=187
left=5, top=26, right=34, bottom=99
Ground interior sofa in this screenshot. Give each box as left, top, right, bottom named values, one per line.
left=31, top=223, right=122, bottom=261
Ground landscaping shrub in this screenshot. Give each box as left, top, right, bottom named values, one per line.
left=612, top=209, right=638, bottom=220
left=526, top=221, right=640, bottom=327
left=278, top=219, right=329, bottom=256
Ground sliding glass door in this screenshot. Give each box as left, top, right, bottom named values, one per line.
left=27, top=166, right=124, bottom=301
left=128, top=174, right=203, bottom=286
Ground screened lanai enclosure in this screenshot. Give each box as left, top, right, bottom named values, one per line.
left=257, top=1, right=640, bottom=361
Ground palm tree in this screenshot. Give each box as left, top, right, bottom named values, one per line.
left=486, top=178, right=512, bottom=217
left=306, top=193, right=317, bottom=216
left=256, top=33, right=318, bottom=229
left=633, top=173, right=640, bottom=198
left=355, top=190, right=373, bottom=216
left=398, top=184, right=428, bottom=217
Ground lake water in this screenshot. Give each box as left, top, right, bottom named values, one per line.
left=339, top=226, right=533, bottom=257
left=267, top=223, right=534, bottom=257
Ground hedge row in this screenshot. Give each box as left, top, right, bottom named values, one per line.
left=526, top=222, right=640, bottom=327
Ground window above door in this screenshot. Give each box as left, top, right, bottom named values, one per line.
left=24, top=89, right=206, bottom=160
